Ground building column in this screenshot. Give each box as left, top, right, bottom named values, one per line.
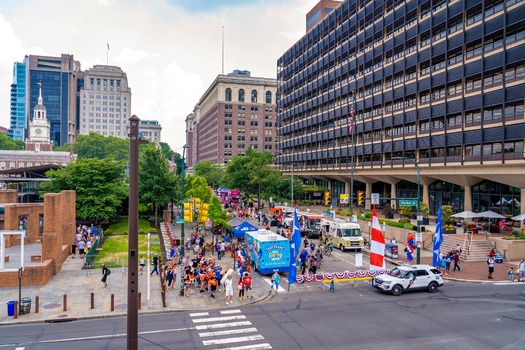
left=391, top=183, right=397, bottom=209
left=422, top=184, right=430, bottom=207
left=464, top=186, right=473, bottom=212
left=328, top=180, right=333, bottom=207
left=365, top=182, right=371, bottom=210
left=345, top=181, right=351, bottom=207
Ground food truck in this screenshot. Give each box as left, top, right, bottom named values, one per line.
left=245, top=229, right=291, bottom=274
left=321, top=218, right=364, bottom=252
left=298, top=212, right=323, bottom=238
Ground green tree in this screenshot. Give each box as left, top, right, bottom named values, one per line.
left=185, top=176, right=212, bottom=203
left=159, top=142, right=175, bottom=161
left=139, top=144, right=178, bottom=224
left=57, top=133, right=129, bottom=161
left=39, top=158, right=128, bottom=222
left=245, top=149, right=280, bottom=208
left=0, top=133, right=24, bottom=150
left=194, top=161, right=225, bottom=188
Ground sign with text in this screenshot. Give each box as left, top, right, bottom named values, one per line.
left=399, top=199, right=417, bottom=207
left=371, top=193, right=380, bottom=205
left=339, top=193, right=349, bottom=204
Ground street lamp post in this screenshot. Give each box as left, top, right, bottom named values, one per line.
left=180, top=145, right=187, bottom=255
left=393, top=156, right=421, bottom=264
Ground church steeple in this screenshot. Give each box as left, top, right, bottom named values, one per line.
left=26, top=81, right=52, bottom=151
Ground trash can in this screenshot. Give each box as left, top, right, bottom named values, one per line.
left=6, top=300, right=15, bottom=317
left=19, top=297, right=31, bottom=315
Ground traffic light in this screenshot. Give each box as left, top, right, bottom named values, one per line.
left=358, top=191, right=364, bottom=206
left=325, top=192, right=331, bottom=206
left=198, top=203, right=209, bottom=223
left=183, top=202, right=193, bottom=223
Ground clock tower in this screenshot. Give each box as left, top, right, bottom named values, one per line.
left=26, top=82, right=53, bottom=152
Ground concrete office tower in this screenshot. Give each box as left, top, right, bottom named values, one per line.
left=277, top=0, right=525, bottom=215
left=186, top=70, right=278, bottom=168
left=139, top=120, right=162, bottom=143
left=78, top=65, right=132, bottom=138
left=8, top=54, right=81, bottom=146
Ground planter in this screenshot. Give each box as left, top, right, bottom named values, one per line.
left=444, top=229, right=457, bottom=234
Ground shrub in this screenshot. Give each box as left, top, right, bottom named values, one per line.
left=364, top=212, right=372, bottom=220
left=104, top=229, right=113, bottom=236
left=399, top=217, right=411, bottom=224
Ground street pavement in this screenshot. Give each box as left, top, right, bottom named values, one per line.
left=0, top=207, right=522, bottom=325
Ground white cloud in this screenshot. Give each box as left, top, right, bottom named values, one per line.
left=0, top=0, right=317, bottom=152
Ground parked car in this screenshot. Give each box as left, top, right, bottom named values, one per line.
left=372, top=264, right=444, bottom=296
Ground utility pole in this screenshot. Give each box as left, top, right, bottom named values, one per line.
left=127, top=115, right=140, bottom=350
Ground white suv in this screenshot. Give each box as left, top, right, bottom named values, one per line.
left=372, top=264, right=444, bottom=296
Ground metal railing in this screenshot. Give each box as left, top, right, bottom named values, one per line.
left=85, top=230, right=104, bottom=265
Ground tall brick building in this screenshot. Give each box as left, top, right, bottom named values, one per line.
left=185, top=70, right=278, bottom=168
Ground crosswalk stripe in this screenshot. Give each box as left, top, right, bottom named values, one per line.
left=189, top=312, right=209, bottom=317
left=202, top=334, right=265, bottom=346
left=192, top=315, right=246, bottom=323
left=261, top=276, right=287, bottom=292
left=220, top=343, right=273, bottom=350
left=199, top=327, right=258, bottom=337
left=195, top=321, right=252, bottom=330
left=220, top=309, right=242, bottom=314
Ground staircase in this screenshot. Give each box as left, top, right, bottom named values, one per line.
left=439, top=234, right=495, bottom=262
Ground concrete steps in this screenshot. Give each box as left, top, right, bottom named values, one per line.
left=436, top=234, right=495, bottom=262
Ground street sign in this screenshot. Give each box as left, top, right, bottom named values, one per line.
left=339, top=193, right=349, bottom=204
left=176, top=219, right=185, bottom=224
left=399, top=199, right=417, bottom=207
left=371, top=193, right=380, bottom=205
left=416, top=232, right=422, bottom=242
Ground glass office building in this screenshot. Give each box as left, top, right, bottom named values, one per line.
left=276, top=0, right=525, bottom=215
left=8, top=62, right=27, bottom=141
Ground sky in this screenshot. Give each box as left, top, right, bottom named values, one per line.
left=0, top=0, right=319, bottom=154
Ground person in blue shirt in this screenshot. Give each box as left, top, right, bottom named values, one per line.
left=270, top=270, right=280, bottom=294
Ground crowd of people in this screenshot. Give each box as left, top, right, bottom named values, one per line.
left=72, top=224, right=100, bottom=259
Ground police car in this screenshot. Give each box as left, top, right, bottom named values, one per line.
left=372, top=264, right=444, bottom=296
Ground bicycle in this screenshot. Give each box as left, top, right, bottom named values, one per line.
left=323, top=244, right=333, bottom=256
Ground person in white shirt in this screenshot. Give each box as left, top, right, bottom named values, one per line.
left=224, top=275, right=233, bottom=304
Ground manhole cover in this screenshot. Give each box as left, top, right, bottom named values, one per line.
left=43, top=303, right=61, bottom=309
left=115, top=304, right=127, bottom=310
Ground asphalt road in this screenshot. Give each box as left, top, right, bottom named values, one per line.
left=1, top=281, right=524, bottom=350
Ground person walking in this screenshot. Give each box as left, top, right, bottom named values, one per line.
left=270, top=270, right=280, bottom=294
left=151, top=253, right=159, bottom=275
left=139, top=255, right=145, bottom=275
left=71, top=240, right=78, bottom=259
left=101, top=263, right=109, bottom=288
left=453, top=251, right=461, bottom=272
left=238, top=276, right=245, bottom=300
left=224, top=275, right=233, bottom=304
left=518, top=259, right=525, bottom=282
left=487, top=255, right=495, bottom=279
left=243, top=272, right=253, bottom=299
left=507, top=266, right=515, bottom=282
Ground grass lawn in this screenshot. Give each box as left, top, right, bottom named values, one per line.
left=93, top=218, right=162, bottom=268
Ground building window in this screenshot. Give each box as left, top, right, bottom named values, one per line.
left=238, top=89, right=245, bottom=102
left=224, top=120, right=232, bottom=125
left=225, top=88, right=232, bottom=102
left=266, top=91, right=272, bottom=104
left=251, top=90, right=257, bottom=103
left=250, top=121, right=258, bottom=127
left=238, top=136, right=245, bottom=141
left=225, top=104, right=233, bottom=110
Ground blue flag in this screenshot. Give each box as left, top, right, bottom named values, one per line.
left=288, top=208, right=302, bottom=286
left=432, top=204, right=443, bottom=267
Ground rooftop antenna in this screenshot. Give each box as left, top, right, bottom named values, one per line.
left=107, top=43, right=110, bottom=65
left=221, top=26, right=224, bottom=75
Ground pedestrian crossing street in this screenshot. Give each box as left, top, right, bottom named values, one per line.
left=189, top=309, right=272, bottom=349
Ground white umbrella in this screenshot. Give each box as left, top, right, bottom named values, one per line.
left=477, top=211, right=506, bottom=219
left=511, top=213, right=525, bottom=221
left=451, top=211, right=480, bottom=219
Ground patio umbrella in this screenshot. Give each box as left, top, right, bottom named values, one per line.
left=477, top=211, right=506, bottom=219
left=451, top=211, right=480, bottom=219
left=477, top=211, right=507, bottom=233
left=510, top=213, right=525, bottom=221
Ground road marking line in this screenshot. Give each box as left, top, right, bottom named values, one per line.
left=192, top=315, right=246, bottom=323
left=195, top=321, right=252, bottom=330
left=220, top=309, right=242, bottom=314
left=221, top=343, right=273, bottom=350
left=189, top=312, right=209, bottom=317
left=199, top=327, right=258, bottom=337
left=493, top=282, right=524, bottom=285
left=202, top=334, right=264, bottom=346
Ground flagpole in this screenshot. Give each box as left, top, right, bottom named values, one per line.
left=107, top=43, right=110, bottom=65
